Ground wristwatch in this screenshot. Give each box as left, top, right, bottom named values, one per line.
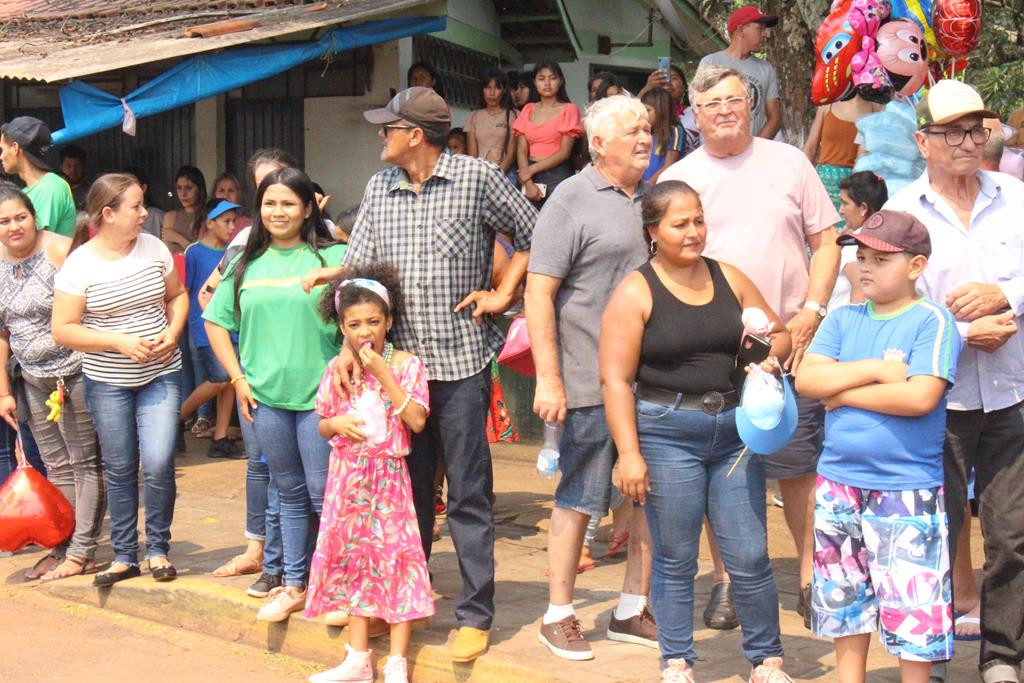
left=803, top=301, right=827, bottom=319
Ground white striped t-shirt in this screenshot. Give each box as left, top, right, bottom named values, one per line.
left=54, top=233, right=182, bottom=387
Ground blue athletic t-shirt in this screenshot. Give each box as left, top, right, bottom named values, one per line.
left=185, top=241, right=230, bottom=348
left=807, top=298, right=961, bottom=490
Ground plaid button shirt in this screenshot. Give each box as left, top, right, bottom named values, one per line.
left=345, top=151, right=537, bottom=381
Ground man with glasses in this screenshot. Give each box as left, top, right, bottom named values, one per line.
left=660, top=65, right=841, bottom=634
left=698, top=5, right=781, bottom=139
left=886, top=79, right=1024, bottom=683
left=324, top=86, right=537, bottom=663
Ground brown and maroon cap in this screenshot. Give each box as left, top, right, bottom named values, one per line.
left=363, top=86, right=450, bottom=136
left=837, top=209, right=932, bottom=257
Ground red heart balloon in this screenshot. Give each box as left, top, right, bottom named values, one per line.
left=933, top=0, right=982, bottom=57
left=0, top=466, right=74, bottom=552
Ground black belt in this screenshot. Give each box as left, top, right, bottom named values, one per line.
left=634, top=384, right=738, bottom=415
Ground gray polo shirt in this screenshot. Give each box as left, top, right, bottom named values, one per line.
left=528, top=165, right=648, bottom=409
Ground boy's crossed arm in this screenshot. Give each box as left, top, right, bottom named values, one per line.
left=796, top=355, right=948, bottom=418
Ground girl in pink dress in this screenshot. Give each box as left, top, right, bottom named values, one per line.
left=306, top=264, right=433, bottom=683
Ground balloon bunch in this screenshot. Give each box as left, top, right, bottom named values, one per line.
left=811, top=0, right=982, bottom=105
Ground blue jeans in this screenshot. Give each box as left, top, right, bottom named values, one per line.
left=85, top=371, right=182, bottom=565
left=636, top=399, right=783, bottom=667
left=408, top=367, right=495, bottom=629
left=181, top=335, right=213, bottom=420
left=237, top=402, right=282, bottom=575
left=0, top=420, right=46, bottom=484
left=250, top=403, right=329, bottom=587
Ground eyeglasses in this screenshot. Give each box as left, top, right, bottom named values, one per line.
left=695, top=95, right=749, bottom=115
left=924, top=125, right=991, bottom=147
left=381, top=124, right=417, bottom=136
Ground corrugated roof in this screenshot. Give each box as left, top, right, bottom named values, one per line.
left=0, top=0, right=439, bottom=82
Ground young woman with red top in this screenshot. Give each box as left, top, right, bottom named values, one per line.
left=513, top=62, right=583, bottom=206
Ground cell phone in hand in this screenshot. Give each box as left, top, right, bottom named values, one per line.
left=657, top=56, right=671, bottom=82
left=738, top=333, right=772, bottom=367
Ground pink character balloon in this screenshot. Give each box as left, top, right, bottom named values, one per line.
left=876, top=19, right=930, bottom=97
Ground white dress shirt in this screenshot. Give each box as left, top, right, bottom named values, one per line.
left=886, top=169, right=1024, bottom=412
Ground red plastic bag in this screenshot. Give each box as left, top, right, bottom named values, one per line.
left=0, top=436, right=74, bottom=552
left=497, top=315, right=535, bottom=377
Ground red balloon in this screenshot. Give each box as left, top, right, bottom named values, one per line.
left=0, top=465, right=74, bottom=552
left=933, top=0, right=982, bottom=57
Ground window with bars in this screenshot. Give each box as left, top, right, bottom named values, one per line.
left=413, top=35, right=500, bottom=109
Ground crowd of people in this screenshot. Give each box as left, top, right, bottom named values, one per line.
left=3, top=4, right=1024, bottom=683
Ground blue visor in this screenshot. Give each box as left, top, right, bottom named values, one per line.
left=735, top=373, right=799, bottom=455
left=207, top=200, right=241, bottom=221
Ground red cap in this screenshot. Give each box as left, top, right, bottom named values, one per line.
left=727, top=5, right=778, bottom=33
left=837, top=210, right=932, bottom=257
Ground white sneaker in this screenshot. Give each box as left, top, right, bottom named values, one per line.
left=663, top=659, right=695, bottom=683
left=256, top=585, right=306, bottom=622
left=749, top=657, right=794, bottom=683
left=308, top=644, right=373, bottom=683
left=382, top=654, right=409, bottom=683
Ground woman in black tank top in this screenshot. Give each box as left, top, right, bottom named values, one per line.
left=598, top=181, right=792, bottom=677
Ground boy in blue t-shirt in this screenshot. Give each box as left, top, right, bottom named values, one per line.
left=796, top=210, right=963, bottom=680
left=182, top=198, right=243, bottom=458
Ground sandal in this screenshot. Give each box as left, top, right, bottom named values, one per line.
left=605, top=530, right=629, bottom=557
left=24, top=552, right=63, bottom=581
left=40, top=555, right=97, bottom=582
left=211, top=554, right=262, bottom=577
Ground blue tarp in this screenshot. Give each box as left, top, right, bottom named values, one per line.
left=51, top=15, right=447, bottom=144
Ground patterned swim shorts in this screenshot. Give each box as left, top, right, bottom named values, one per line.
left=811, top=474, right=953, bottom=662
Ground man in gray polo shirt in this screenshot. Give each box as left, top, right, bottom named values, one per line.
left=526, top=95, right=655, bottom=661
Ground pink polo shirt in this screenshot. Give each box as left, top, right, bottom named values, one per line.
left=660, top=137, right=840, bottom=322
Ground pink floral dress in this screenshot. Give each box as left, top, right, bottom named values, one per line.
left=305, top=354, right=435, bottom=623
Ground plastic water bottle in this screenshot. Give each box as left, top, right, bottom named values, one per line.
left=536, top=422, right=562, bottom=479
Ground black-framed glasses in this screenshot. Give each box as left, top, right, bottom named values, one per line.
left=381, top=124, right=417, bottom=135
left=924, top=125, right=991, bottom=147
left=695, top=95, right=749, bottom=115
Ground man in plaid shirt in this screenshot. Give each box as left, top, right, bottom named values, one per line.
left=334, top=87, right=536, bottom=662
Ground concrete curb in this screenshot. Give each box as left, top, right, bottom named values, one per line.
left=41, top=576, right=569, bottom=683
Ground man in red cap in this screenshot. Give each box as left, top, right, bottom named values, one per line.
left=698, top=5, right=781, bottom=139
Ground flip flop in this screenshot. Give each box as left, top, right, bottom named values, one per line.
left=40, top=556, right=97, bottom=583
left=211, top=554, right=262, bottom=577
left=24, top=553, right=62, bottom=581
left=605, top=530, right=629, bottom=557
left=954, top=610, right=981, bottom=642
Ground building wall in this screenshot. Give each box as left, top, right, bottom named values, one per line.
left=303, top=39, right=402, bottom=213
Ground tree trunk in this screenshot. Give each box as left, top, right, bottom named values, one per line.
left=763, top=0, right=830, bottom=147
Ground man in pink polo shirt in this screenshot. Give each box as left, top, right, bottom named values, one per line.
left=660, top=64, right=841, bottom=632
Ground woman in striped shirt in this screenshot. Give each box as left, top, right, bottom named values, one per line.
left=52, top=173, right=188, bottom=587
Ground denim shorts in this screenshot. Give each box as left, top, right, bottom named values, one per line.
left=812, top=475, right=953, bottom=662
left=761, top=393, right=823, bottom=479
left=194, top=345, right=230, bottom=384
left=554, top=405, right=617, bottom=518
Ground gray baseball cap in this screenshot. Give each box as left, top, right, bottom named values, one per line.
left=363, top=86, right=451, bottom=136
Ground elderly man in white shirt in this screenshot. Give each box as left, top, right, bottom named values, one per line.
left=885, top=80, right=1024, bottom=683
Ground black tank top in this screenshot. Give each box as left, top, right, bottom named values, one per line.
left=636, top=258, right=743, bottom=394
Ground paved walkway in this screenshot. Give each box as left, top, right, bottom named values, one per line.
left=0, top=438, right=983, bottom=681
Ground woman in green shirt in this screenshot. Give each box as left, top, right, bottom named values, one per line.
left=204, top=167, right=344, bottom=622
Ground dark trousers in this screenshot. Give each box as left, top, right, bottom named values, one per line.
left=944, top=401, right=1024, bottom=675
left=408, top=367, right=495, bottom=630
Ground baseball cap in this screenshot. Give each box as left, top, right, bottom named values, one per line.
left=0, top=116, right=54, bottom=171
left=735, top=373, right=798, bottom=455
left=837, top=209, right=932, bottom=257
left=206, top=199, right=242, bottom=221
left=363, top=86, right=451, bottom=136
left=916, top=79, right=996, bottom=129
left=727, top=5, right=778, bottom=33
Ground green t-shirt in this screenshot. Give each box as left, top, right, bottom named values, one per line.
left=203, top=242, right=347, bottom=411
left=25, top=172, right=76, bottom=237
